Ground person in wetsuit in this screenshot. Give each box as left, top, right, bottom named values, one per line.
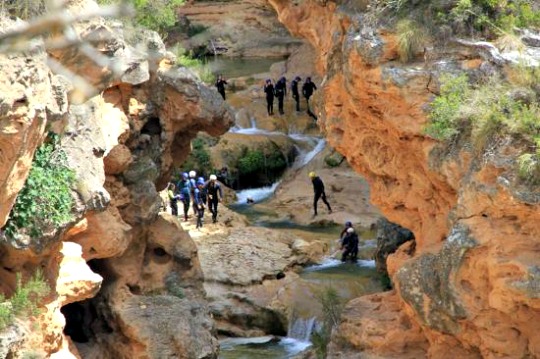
left=302, top=76, right=318, bottom=120
left=194, top=178, right=206, bottom=229
left=205, top=174, right=223, bottom=223
left=177, top=172, right=192, bottom=221
left=216, top=74, right=227, bottom=100
left=264, top=79, right=275, bottom=116
left=167, top=182, right=179, bottom=216
left=291, top=76, right=301, bottom=112
left=309, top=171, right=332, bottom=216
left=341, top=227, right=359, bottom=262
left=275, top=77, right=287, bottom=115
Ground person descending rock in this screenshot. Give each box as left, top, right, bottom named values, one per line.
left=205, top=174, right=223, bottom=223
left=291, top=76, right=301, bottom=112
left=194, top=178, right=206, bottom=229
left=178, top=172, right=192, bottom=221
left=167, top=182, right=179, bottom=216
left=309, top=171, right=332, bottom=217
left=264, top=79, right=275, bottom=116
left=189, top=170, right=197, bottom=216
left=341, top=227, right=359, bottom=262
left=275, top=76, right=287, bottom=115
left=302, top=76, right=318, bottom=120
left=215, top=74, right=227, bottom=100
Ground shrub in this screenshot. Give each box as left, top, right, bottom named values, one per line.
left=396, top=19, right=429, bottom=62
left=178, top=137, right=215, bottom=179
left=425, top=74, right=470, bottom=141
left=311, top=287, right=343, bottom=359
left=0, top=270, right=49, bottom=331
left=97, top=0, right=185, bottom=35
left=3, top=134, right=76, bottom=239
left=0, top=0, right=46, bottom=19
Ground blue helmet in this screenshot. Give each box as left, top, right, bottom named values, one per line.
left=197, top=178, right=205, bottom=185
left=182, top=172, right=188, bottom=179
left=345, top=221, right=352, bottom=227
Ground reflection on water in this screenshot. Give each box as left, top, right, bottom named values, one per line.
left=219, top=337, right=310, bottom=359
left=205, top=57, right=281, bottom=78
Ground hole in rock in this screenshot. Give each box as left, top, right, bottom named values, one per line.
left=153, top=247, right=167, bottom=257
left=152, top=247, right=172, bottom=265
left=141, top=117, right=162, bottom=136
left=61, top=302, right=90, bottom=343
left=128, top=284, right=142, bottom=295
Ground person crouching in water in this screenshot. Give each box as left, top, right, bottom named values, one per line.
left=178, top=172, right=192, bottom=221
left=341, top=227, right=359, bottom=262
left=264, top=79, right=275, bottom=116
left=205, top=174, right=223, bottom=223
left=194, top=178, right=206, bottom=229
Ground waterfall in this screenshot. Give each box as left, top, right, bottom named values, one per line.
left=287, top=316, right=318, bottom=342
left=235, top=181, right=281, bottom=204
left=292, top=138, right=326, bottom=169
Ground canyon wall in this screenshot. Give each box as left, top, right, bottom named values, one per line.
left=268, top=0, right=540, bottom=358
left=0, top=1, right=232, bottom=357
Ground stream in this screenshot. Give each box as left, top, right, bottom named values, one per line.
left=211, top=58, right=383, bottom=358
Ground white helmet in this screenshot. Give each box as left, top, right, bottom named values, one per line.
left=347, top=227, right=355, bottom=234
left=210, top=174, right=217, bottom=181
left=189, top=170, right=196, bottom=178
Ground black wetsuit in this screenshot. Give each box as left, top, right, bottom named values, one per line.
left=291, top=79, right=300, bottom=112
left=264, top=83, right=275, bottom=115
left=275, top=79, right=286, bottom=115
left=302, top=80, right=318, bottom=120
left=311, top=176, right=332, bottom=216
left=341, top=232, right=359, bottom=262
left=205, top=181, right=223, bottom=223
left=216, top=78, right=227, bottom=100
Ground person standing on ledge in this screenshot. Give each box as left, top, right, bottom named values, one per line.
left=291, top=76, right=301, bottom=112
left=302, top=76, right=318, bottom=120
left=264, top=79, right=275, bottom=116
left=309, top=171, right=332, bottom=217
left=167, top=183, right=179, bottom=217
left=215, top=74, right=227, bottom=100
left=275, top=76, right=287, bottom=115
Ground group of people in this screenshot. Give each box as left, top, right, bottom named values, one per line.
left=167, top=170, right=224, bottom=229
left=264, top=76, right=317, bottom=119
left=215, top=73, right=319, bottom=120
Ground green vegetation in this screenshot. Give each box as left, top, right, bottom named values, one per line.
left=425, top=68, right=540, bottom=184
left=97, top=0, right=185, bottom=35
left=0, top=270, right=49, bottom=331
left=237, top=146, right=287, bottom=183
left=396, top=19, right=429, bottom=63
left=311, top=287, right=344, bottom=359
left=384, top=0, right=540, bottom=62
left=0, top=0, right=46, bottom=19
left=3, top=134, right=76, bottom=239
left=178, top=137, right=215, bottom=180
left=173, top=46, right=215, bottom=83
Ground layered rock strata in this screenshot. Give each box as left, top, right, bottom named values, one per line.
left=268, top=0, right=540, bottom=357
left=0, top=1, right=233, bottom=357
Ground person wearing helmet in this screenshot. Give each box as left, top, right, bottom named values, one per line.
left=341, top=227, right=359, bottom=262
left=167, top=182, right=180, bottom=216
left=340, top=221, right=353, bottom=242
left=264, top=79, right=275, bottom=116
left=189, top=171, right=197, bottom=215
left=194, top=178, right=206, bottom=229
left=177, top=172, right=192, bottom=221
left=309, top=171, right=332, bottom=216
left=291, top=76, right=301, bottom=112
left=204, top=174, right=223, bottom=223
left=275, top=76, right=287, bottom=115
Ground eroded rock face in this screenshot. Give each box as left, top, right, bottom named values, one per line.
left=0, top=0, right=233, bottom=357
left=269, top=0, right=540, bottom=357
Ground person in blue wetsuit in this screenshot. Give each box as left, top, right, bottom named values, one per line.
left=194, top=178, right=206, bottom=229
left=177, top=172, right=192, bottom=221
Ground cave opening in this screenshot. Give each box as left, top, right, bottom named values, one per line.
left=62, top=259, right=114, bottom=345
left=141, top=117, right=162, bottom=136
